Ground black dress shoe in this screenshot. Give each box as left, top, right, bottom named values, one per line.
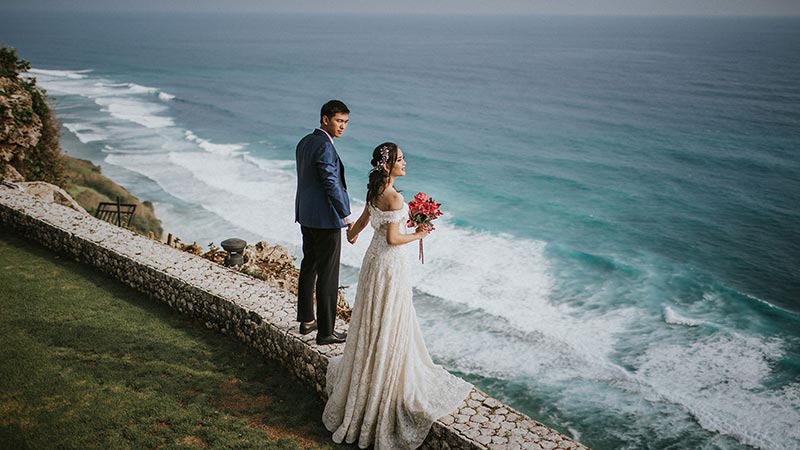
left=333, top=331, right=347, bottom=340
left=316, top=334, right=346, bottom=345
left=299, top=321, right=317, bottom=335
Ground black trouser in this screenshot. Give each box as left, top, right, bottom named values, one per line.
left=297, top=225, right=341, bottom=337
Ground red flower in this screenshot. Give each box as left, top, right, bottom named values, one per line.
left=409, top=192, right=442, bottom=222
left=408, top=192, right=443, bottom=263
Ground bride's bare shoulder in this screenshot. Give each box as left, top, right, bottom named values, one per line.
left=386, top=191, right=405, bottom=211
left=374, top=189, right=405, bottom=212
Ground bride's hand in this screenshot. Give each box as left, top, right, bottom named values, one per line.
left=347, top=228, right=359, bottom=244
left=415, top=224, right=430, bottom=239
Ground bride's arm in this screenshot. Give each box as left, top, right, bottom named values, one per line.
left=387, top=221, right=427, bottom=246
left=385, top=192, right=427, bottom=245
left=347, top=206, right=370, bottom=244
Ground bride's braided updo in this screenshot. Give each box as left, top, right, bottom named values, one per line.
left=366, top=142, right=398, bottom=207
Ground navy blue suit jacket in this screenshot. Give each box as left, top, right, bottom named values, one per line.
left=295, top=129, right=351, bottom=229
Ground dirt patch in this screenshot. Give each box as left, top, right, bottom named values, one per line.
left=0, top=398, right=25, bottom=427
left=177, top=435, right=208, bottom=448
left=218, top=378, right=272, bottom=412
left=246, top=413, right=319, bottom=449
left=217, top=378, right=319, bottom=449
left=219, top=378, right=241, bottom=393
left=150, top=421, right=173, bottom=433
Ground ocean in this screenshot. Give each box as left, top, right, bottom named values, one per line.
left=2, top=11, right=799, bottom=449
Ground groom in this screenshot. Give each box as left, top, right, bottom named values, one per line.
left=295, top=100, right=352, bottom=345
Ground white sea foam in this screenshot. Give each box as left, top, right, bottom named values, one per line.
left=63, top=122, right=107, bottom=143
left=175, top=154, right=300, bottom=245
left=244, top=154, right=295, bottom=171
left=663, top=305, right=706, bottom=327
left=636, top=333, right=800, bottom=449
left=125, top=83, right=159, bottom=94
left=567, top=428, right=582, bottom=444
left=168, top=152, right=274, bottom=201
left=105, top=152, right=218, bottom=205
left=126, top=83, right=176, bottom=101
left=31, top=67, right=175, bottom=130
left=34, top=78, right=113, bottom=97
left=103, top=151, right=300, bottom=249
left=28, top=68, right=92, bottom=79
left=31, top=69, right=263, bottom=235
left=94, top=97, right=173, bottom=129
left=434, top=309, right=800, bottom=449
left=184, top=131, right=245, bottom=156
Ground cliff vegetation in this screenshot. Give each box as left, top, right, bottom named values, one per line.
left=62, top=156, right=163, bottom=238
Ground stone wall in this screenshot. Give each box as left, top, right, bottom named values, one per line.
left=0, top=186, right=589, bottom=450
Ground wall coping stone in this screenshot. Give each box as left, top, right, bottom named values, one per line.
left=0, top=186, right=589, bottom=450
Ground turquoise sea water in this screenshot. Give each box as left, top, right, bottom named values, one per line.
left=2, top=12, right=799, bottom=449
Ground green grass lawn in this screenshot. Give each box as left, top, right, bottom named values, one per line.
left=0, top=230, right=352, bottom=450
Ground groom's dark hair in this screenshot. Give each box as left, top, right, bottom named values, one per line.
left=320, top=100, right=350, bottom=123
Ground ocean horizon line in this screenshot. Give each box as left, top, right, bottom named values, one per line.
left=3, top=9, right=800, bottom=19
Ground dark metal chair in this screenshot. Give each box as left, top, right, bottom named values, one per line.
left=95, top=197, right=136, bottom=228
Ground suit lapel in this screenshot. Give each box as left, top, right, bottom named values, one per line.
left=313, top=128, right=347, bottom=190
left=317, top=129, right=347, bottom=191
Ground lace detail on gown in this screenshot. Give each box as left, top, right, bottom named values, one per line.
left=322, top=202, right=472, bottom=450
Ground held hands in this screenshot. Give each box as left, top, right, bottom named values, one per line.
left=347, top=222, right=358, bottom=244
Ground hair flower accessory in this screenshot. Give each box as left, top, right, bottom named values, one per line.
left=371, top=145, right=390, bottom=173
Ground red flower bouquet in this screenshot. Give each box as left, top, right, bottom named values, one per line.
left=407, top=192, right=443, bottom=263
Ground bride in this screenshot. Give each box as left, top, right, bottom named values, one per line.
left=322, top=142, right=472, bottom=449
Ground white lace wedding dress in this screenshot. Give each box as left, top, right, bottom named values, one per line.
left=323, top=202, right=472, bottom=450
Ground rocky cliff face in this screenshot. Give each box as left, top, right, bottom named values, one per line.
left=0, top=76, right=42, bottom=182
left=1, top=46, right=63, bottom=185
left=0, top=69, right=87, bottom=214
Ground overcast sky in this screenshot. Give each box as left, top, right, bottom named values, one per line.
left=3, top=0, right=800, bottom=16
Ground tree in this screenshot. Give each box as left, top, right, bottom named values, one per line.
left=0, top=46, right=31, bottom=78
